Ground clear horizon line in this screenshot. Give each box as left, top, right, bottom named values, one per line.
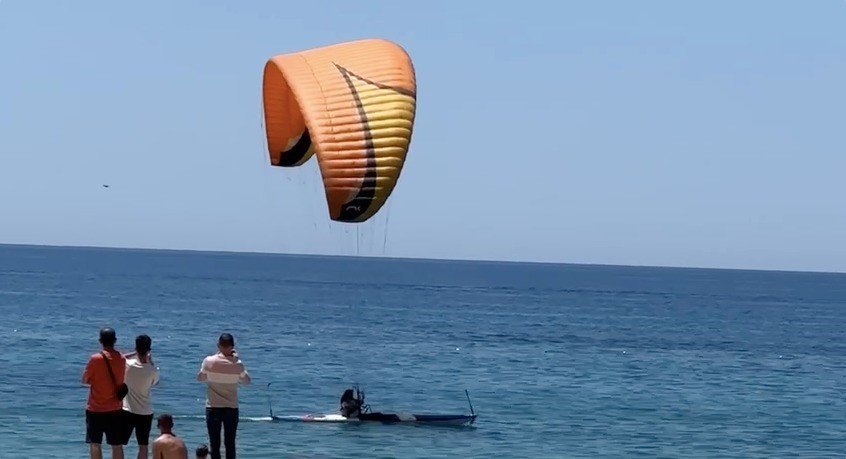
left=1, top=241, right=844, bottom=277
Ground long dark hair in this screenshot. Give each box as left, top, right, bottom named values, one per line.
left=340, top=389, right=355, bottom=404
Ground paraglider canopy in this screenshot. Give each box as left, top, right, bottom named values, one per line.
left=262, top=39, right=417, bottom=223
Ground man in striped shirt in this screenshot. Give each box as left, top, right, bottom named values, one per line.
left=196, top=333, right=250, bottom=459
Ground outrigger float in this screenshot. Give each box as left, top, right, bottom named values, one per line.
left=267, top=384, right=477, bottom=426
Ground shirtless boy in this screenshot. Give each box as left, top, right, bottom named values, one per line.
left=151, top=414, right=188, bottom=459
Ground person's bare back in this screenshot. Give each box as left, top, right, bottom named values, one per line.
left=152, top=433, right=187, bottom=459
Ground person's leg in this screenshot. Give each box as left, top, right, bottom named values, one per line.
left=122, top=411, right=136, bottom=451
left=206, top=408, right=223, bottom=459
left=86, top=411, right=104, bottom=459
left=222, top=408, right=239, bottom=459
left=136, top=414, right=153, bottom=459
left=105, top=411, right=125, bottom=459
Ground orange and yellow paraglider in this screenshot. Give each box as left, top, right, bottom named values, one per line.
left=262, top=39, right=417, bottom=222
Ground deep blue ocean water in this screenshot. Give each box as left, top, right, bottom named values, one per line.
left=0, top=244, right=844, bottom=458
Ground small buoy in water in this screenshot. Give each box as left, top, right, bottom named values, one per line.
left=456, top=347, right=460, bottom=351
left=307, top=343, right=311, bottom=346
left=622, top=350, right=627, bottom=354
left=778, top=355, right=783, bottom=359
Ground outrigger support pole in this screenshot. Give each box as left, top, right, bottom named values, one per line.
left=267, top=382, right=274, bottom=419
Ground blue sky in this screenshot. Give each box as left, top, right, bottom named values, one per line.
left=1, top=1, right=844, bottom=272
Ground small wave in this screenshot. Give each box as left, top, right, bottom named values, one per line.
left=173, top=414, right=274, bottom=422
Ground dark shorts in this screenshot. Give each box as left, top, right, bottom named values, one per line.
left=85, top=410, right=126, bottom=445
left=121, top=410, right=154, bottom=446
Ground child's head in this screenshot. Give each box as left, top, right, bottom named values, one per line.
left=196, top=444, right=209, bottom=458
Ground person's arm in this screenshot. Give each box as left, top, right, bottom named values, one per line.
left=150, top=353, right=161, bottom=386
left=82, top=356, right=93, bottom=385
left=152, top=367, right=161, bottom=386
left=152, top=439, right=163, bottom=459
left=197, top=357, right=208, bottom=382
left=238, top=360, right=251, bottom=385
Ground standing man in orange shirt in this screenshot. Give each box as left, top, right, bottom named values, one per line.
left=83, top=327, right=128, bottom=459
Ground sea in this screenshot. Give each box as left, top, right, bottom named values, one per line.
left=0, top=244, right=844, bottom=458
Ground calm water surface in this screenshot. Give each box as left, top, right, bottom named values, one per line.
left=0, top=245, right=844, bottom=457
